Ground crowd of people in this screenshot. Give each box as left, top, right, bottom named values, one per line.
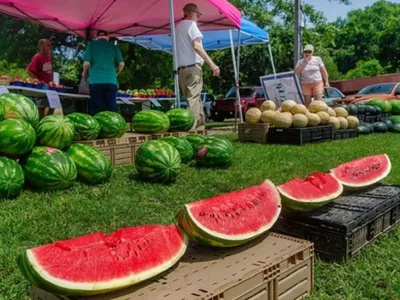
left=26, top=3, right=329, bottom=130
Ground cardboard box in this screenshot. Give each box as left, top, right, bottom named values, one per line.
left=31, top=233, right=313, bottom=300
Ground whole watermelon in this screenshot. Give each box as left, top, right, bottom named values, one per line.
left=160, top=137, right=194, bottom=163
left=166, top=109, right=195, bottom=132
left=0, top=119, right=36, bottom=157
left=206, top=136, right=234, bottom=154
left=20, top=147, right=77, bottom=190
left=0, top=156, right=24, bottom=199
left=135, top=140, right=181, bottom=183
left=132, top=110, right=170, bottom=133
left=35, top=115, right=75, bottom=150
left=196, top=137, right=233, bottom=168
left=0, top=93, right=39, bottom=127
left=389, top=100, right=400, bottom=115
left=94, top=111, right=126, bottom=138
left=66, top=113, right=100, bottom=141
left=185, top=135, right=206, bottom=152
left=67, top=144, right=113, bottom=184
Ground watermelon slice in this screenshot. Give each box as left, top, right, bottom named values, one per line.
left=277, top=172, right=343, bottom=212
left=177, top=180, right=281, bottom=247
left=18, top=225, right=188, bottom=296
left=331, top=154, right=391, bottom=191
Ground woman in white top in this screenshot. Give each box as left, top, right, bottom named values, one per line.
left=294, top=44, right=330, bottom=107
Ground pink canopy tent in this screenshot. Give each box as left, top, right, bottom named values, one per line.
left=0, top=0, right=241, bottom=105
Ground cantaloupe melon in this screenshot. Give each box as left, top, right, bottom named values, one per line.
left=292, top=114, right=308, bottom=128
left=337, top=117, right=349, bottom=129
left=334, top=107, right=349, bottom=118
left=307, top=113, right=321, bottom=127
left=329, top=117, right=340, bottom=129
left=260, top=100, right=276, bottom=112
left=346, top=116, right=359, bottom=129
left=261, top=110, right=277, bottom=124
left=316, top=111, right=330, bottom=125
left=290, top=104, right=308, bottom=115
left=327, top=107, right=336, bottom=117
left=280, top=100, right=297, bottom=113
left=273, top=112, right=292, bottom=128
left=245, top=108, right=262, bottom=124
left=308, top=101, right=328, bottom=113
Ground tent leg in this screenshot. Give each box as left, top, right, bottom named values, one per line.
left=168, top=0, right=180, bottom=108
left=267, top=43, right=280, bottom=104
left=229, top=30, right=242, bottom=133
left=236, top=30, right=243, bottom=124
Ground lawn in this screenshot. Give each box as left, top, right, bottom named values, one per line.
left=1, top=133, right=400, bottom=299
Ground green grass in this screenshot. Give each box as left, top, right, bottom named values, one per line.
left=206, top=121, right=234, bottom=129
left=1, top=133, right=400, bottom=299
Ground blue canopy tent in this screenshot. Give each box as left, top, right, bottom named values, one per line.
left=118, top=17, right=277, bottom=128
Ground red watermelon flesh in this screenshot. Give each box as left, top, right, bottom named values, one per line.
left=331, top=154, right=391, bottom=190
left=178, top=180, right=281, bottom=247
left=277, top=173, right=343, bottom=212
left=21, top=225, right=188, bottom=296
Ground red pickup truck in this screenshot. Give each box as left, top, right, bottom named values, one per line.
left=210, top=86, right=266, bottom=122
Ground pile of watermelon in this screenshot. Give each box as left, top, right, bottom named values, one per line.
left=132, top=109, right=195, bottom=133
left=0, top=93, right=114, bottom=199
left=135, top=135, right=235, bottom=183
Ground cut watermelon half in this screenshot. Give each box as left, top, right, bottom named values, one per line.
left=277, top=172, right=343, bottom=212
left=18, top=225, right=188, bottom=296
left=177, top=180, right=281, bottom=247
left=331, top=154, right=391, bottom=190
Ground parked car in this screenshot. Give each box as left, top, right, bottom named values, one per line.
left=175, top=92, right=215, bottom=120
left=322, top=87, right=345, bottom=106
left=333, top=82, right=400, bottom=105
left=210, top=86, right=266, bottom=122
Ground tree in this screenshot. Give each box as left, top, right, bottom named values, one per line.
left=344, top=59, right=385, bottom=79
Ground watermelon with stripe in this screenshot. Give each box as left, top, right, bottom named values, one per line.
left=196, top=137, right=233, bottom=168
left=166, top=109, right=195, bottom=132
left=206, top=136, right=234, bottom=154
left=94, top=111, right=126, bottom=138
left=0, top=156, right=25, bottom=199
left=67, top=144, right=113, bottom=184
left=132, top=110, right=170, bottom=133
left=0, top=119, right=36, bottom=157
left=20, top=147, right=77, bottom=190
left=35, top=115, right=75, bottom=150
left=160, top=137, right=194, bottom=163
left=185, top=135, right=205, bottom=152
left=135, top=140, right=181, bottom=182
left=66, top=113, right=100, bottom=141
left=0, top=93, right=39, bottom=127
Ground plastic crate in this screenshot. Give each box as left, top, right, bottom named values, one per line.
left=238, top=123, right=271, bottom=143
left=273, top=185, right=400, bottom=262
left=267, top=125, right=333, bottom=145
left=30, top=233, right=314, bottom=300
left=364, top=115, right=377, bottom=123
left=358, top=115, right=365, bottom=122
left=333, top=129, right=360, bottom=140
left=382, top=113, right=392, bottom=119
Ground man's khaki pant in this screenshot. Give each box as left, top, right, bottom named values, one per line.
left=179, top=65, right=205, bottom=130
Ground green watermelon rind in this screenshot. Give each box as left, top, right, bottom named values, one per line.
left=94, top=112, right=127, bottom=139
left=0, top=118, right=36, bottom=157
left=132, top=110, right=170, bottom=134
left=196, top=137, right=234, bottom=169
left=177, top=180, right=282, bottom=247
left=0, top=93, right=40, bottom=127
left=159, top=137, right=194, bottom=164
left=0, top=157, right=25, bottom=199
left=330, top=154, right=392, bottom=191
left=66, top=144, right=113, bottom=184
left=66, top=113, right=101, bottom=141
left=185, top=135, right=206, bottom=152
left=18, top=229, right=189, bottom=296
left=166, top=109, right=195, bottom=132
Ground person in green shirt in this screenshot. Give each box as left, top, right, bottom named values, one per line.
left=82, top=30, right=125, bottom=115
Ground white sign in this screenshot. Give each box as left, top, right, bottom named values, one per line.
left=149, top=99, right=161, bottom=107
left=118, top=97, right=133, bottom=105
left=53, top=72, right=60, bottom=85
left=260, top=71, right=304, bottom=107
left=46, top=90, right=62, bottom=108
left=0, top=86, right=9, bottom=95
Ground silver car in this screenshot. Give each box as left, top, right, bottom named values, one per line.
left=177, top=92, right=215, bottom=120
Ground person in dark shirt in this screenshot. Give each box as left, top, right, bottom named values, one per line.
left=27, top=39, right=53, bottom=83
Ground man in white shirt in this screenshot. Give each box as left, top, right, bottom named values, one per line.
left=176, top=3, right=220, bottom=130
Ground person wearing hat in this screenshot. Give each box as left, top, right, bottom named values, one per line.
left=294, top=44, right=329, bottom=107
left=82, top=30, right=125, bottom=115
left=176, top=3, right=220, bottom=130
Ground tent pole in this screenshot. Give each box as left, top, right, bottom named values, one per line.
left=267, top=42, right=279, bottom=103
left=168, top=0, right=180, bottom=108
left=236, top=29, right=243, bottom=124
left=229, top=30, right=239, bottom=133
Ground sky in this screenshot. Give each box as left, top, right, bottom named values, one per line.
left=304, top=0, right=393, bottom=22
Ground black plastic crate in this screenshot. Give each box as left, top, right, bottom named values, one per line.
left=364, top=115, right=377, bottom=123
left=273, top=185, right=400, bottom=262
left=358, top=115, right=365, bottom=122
left=382, top=112, right=392, bottom=119
left=334, top=129, right=360, bottom=140
left=267, top=125, right=333, bottom=145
